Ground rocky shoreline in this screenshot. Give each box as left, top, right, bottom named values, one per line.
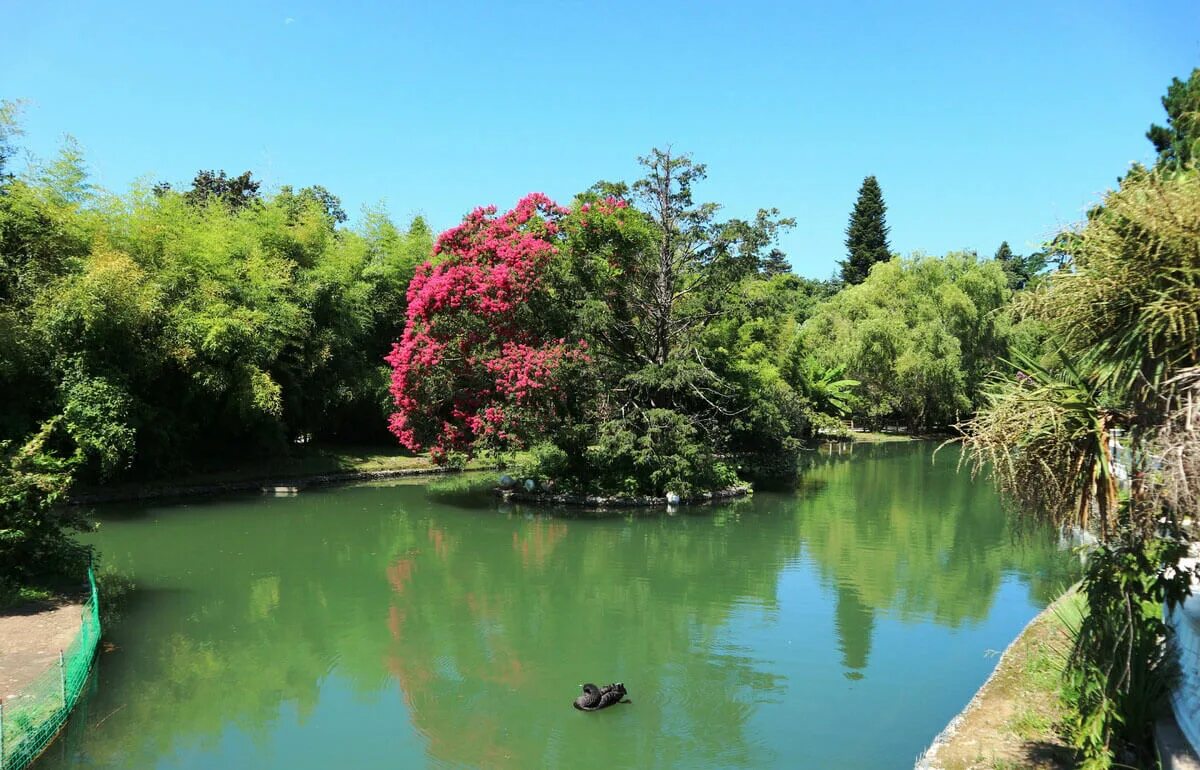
left=495, top=484, right=752, bottom=509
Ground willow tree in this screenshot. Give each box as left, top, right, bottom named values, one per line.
left=802, top=252, right=1011, bottom=432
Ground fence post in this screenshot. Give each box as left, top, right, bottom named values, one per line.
left=59, top=650, right=67, bottom=709
left=1, top=699, right=6, bottom=768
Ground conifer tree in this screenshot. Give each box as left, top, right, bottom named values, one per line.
left=993, top=241, right=1045, bottom=290
left=839, top=176, right=891, bottom=285
left=1146, top=68, right=1200, bottom=169
left=760, top=249, right=792, bottom=276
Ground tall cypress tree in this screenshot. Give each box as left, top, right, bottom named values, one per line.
left=839, top=176, right=891, bottom=285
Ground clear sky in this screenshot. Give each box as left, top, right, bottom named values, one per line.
left=4, top=1, right=1197, bottom=278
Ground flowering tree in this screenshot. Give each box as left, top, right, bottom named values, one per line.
left=386, top=194, right=589, bottom=461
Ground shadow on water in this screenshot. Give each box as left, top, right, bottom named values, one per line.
left=85, top=491, right=269, bottom=523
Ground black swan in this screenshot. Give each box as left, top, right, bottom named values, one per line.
left=573, top=682, right=629, bottom=711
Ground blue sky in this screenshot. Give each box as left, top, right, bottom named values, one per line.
left=4, top=1, right=1197, bottom=278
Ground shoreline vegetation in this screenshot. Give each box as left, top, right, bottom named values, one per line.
left=0, top=64, right=1197, bottom=770
left=66, top=428, right=904, bottom=509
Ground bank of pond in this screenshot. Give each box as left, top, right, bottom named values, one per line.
left=33, top=442, right=1077, bottom=769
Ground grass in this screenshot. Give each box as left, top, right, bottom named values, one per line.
left=847, top=430, right=917, bottom=443
left=1, top=700, right=63, bottom=759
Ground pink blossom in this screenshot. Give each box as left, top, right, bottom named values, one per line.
left=386, top=194, right=591, bottom=459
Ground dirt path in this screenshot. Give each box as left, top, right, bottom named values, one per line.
left=0, top=601, right=86, bottom=700
left=917, top=589, right=1080, bottom=770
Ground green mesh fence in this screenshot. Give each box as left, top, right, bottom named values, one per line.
left=0, top=567, right=101, bottom=770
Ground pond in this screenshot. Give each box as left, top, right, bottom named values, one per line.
left=37, top=442, right=1076, bottom=769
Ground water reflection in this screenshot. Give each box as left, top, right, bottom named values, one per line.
left=368, top=481, right=789, bottom=767
left=835, top=585, right=873, bottom=676
left=797, top=442, right=1075, bottom=678
left=39, top=442, right=1076, bottom=770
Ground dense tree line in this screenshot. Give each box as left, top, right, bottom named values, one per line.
left=803, top=252, right=1012, bottom=432
left=0, top=133, right=430, bottom=478
left=10, top=60, right=1169, bottom=591
left=386, top=149, right=1030, bottom=495
left=0, top=108, right=430, bottom=594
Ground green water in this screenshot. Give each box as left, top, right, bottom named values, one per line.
left=37, top=442, right=1075, bottom=769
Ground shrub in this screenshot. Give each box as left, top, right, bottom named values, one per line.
left=1063, top=532, right=1193, bottom=769
left=0, top=418, right=90, bottom=586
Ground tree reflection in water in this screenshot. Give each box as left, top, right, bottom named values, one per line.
left=41, top=443, right=1074, bottom=769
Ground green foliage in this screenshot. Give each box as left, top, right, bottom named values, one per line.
left=175, top=169, right=262, bottom=211
left=791, top=356, right=858, bottom=418
left=1146, top=67, right=1200, bottom=169
left=0, top=127, right=433, bottom=481
left=519, top=149, right=821, bottom=495
left=1036, top=168, right=1200, bottom=416
left=1063, top=534, right=1192, bottom=769
left=516, top=441, right=571, bottom=483
left=277, top=183, right=348, bottom=224
left=36, top=136, right=93, bottom=206
left=694, top=273, right=850, bottom=461
left=960, top=349, right=1125, bottom=537
left=964, top=167, right=1200, bottom=534
left=960, top=72, right=1200, bottom=768
left=839, top=176, right=891, bottom=285
left=804, top=252, right=1011, bottom=431
left=525, top=408, right=736, bottom=499
left=582, top=408, right=734, bottom=498
left=714, top=207, right=798, bottom=277
left=994, top=240, right=1047, bottom=290
left=0, top=418, right=90, bottom=591
left=493, top=150, right=861, bottom=497
left=60, top=369, right=137, bottom=478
